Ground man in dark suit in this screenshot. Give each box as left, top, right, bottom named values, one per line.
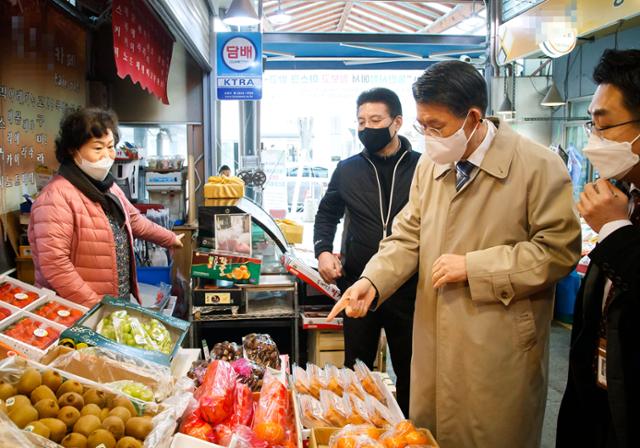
left=557, top=49, right=640, bottom=448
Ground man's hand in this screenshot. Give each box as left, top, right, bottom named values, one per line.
left=172, top=233, right=185, bottom=249
left=318, top=252, right=343, bottom=283
left=327, top=278, right=376, bottom=320
left=577, top=179, right=629, bottom=233
left=432, top=254, right=467, bottom=289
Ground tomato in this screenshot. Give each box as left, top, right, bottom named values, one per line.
left=254, top=422, right=286, bottom=445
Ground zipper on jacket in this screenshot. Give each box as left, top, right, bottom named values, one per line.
left=364, top=150, right=409, bottom=240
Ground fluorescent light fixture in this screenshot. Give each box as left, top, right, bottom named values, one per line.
left=541, top=84, right=566, bottom=107
left=270, top=1, right=291, bottom=25
left=339, top=43, right=422, bottom=59
left=223, top=0, right=260, bottom=27
left=214, top=17, right=230, bottom=32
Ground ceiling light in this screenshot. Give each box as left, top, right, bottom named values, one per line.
left=270, top=0, right=291, bottom=25
left=541, top=83, right=565, bottom=107
left=223, top=0, right=260, bottom=27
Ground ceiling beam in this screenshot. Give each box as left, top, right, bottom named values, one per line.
left=420, top=3, right=477, bottom=33
left=383, top=2, right=436, bottom=23
left=276, top=3, right=343, bottom=28
left=350, top=8, right=411, bottom=33
left=297, top=16, right=341, bottom=31
left=337, top=1, right=354, bottom=32
left=360, top=3, right=425, bottom=29
left=278, top=10, right=343, bottom=31
left=348, top=15, right=388, bottom=32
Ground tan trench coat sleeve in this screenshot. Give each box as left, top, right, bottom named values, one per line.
left=465, top=145, right=582, bottom=306
left=361, top=156, right=424, bottom=303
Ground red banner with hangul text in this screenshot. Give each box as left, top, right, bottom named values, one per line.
left=112, top=0, right=173, bottom=104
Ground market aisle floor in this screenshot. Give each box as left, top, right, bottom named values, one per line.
left=541, top=322, right=571, bottom=448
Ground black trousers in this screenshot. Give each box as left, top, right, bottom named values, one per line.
left=342, top=294, right=414, bottom=417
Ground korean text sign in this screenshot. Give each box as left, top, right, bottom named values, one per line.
left=216, top=32, right=262, bottom=101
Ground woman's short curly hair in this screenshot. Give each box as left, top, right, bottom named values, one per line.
left=55, top=108, right=120, bottom=163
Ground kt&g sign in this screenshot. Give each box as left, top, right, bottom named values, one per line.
left=216, top=32, right=262, bottom=101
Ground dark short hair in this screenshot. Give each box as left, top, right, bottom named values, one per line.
left=593, top=49, right=640, bottom=117
left=55, top=108, right=120, bottom=163
left=219, top=165, right=231, bottom=173
left=356, top=87, right=402, bottom=117
left=412, top=61, right=487, bottom=118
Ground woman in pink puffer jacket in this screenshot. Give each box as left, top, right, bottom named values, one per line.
left=28, top=108, right=183, bottom=308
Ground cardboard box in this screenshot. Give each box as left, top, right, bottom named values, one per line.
left=191, top=250, right=261, bottom=285
left=59, top=296, right=190, bottom=366
left=309, top=427, right=439, bottom=448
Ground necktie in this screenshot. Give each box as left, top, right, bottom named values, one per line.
left=455, top=160, right=475, bottom=191
left=599, top=189, right=640, bottom=337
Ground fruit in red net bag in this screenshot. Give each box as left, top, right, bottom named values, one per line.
left=180, top=408, right=215, bottom=442
left=196, top=360, right=236, bottom=425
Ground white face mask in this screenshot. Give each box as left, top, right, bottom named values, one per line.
left=77, top=156, right=114, bottom=181
left=424, top=114, right=480, bottom=165
left=582, top=133, right=640, bottom=179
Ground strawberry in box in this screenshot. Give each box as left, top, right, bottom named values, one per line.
left=0, top=282, right=40, bottom=308
left=33, top=301, right=84, bottom=326
left=0, top=306, right=13, bottom=321
left=3, top=317, right=60, bottom=349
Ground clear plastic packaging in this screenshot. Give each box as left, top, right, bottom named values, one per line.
left=292, top=364, right=312, bottom=396
left=229, top=425, right=269, bottom=448
left=299, top=394, right=330, bottom=429
left=243, top=333, right=281, bottom=370
left=97, top=310, right=173, bottom=354
left=341, top=368, right=367, bottom=401
left=346, top=393, right=370, bottom=425
left=364, top=395, right=397, bottom=429
left=320, top=389, right=350, bottom=427
left=253, top=370, right=290, bottom=446
left=307, top=363, right=323, bottom=399
left=379, top=420, right=433, bottom=447
left=324, top=364, right=344, bottom=397
left=328, top=425, right=384, bottom=448
left=354, top=360, right=386, bottom=403
left=231, top=357, right=264, bottom=392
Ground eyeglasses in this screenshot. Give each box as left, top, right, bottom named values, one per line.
left=584, top=119, right=640, bottom=136
left=413, top=121, right=442, bottom=138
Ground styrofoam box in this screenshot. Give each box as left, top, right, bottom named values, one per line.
left=0, top=275, right=50, bottom=308
left=0, top=302, right=23, bottom=324
left=170, top=433, right=224, bottom=448
left=25, top=294, right=89, bottom=326
left=0, top=312, right=66, bottom=360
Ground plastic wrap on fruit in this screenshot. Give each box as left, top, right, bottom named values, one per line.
left=232, top=357, right=264, bottom=392
left=328, top=425, right=384, bottom=448
left=340, top=368, right=366, bottom=401
left=196, top=360, right=237, bottom=424
left=306, top=363, right=323, bottom=399
left=144, top=318, right=173, bottom=354
left=320, top=389, right=351, bottom=427
left=354, top=360, right=386, bottom=403
left=292, top=365, right=311, bottom=396
left=379, top=420, right=432, bottom=447
left=324, top=364, right=344, bottom=396
left=345, top=393, right=370, bottom=425
left=230, top=382, right=255, bottom=427
left=364, top=395, right=397, bottom=429
left=299, top=394, right=330, bottom=428
left=229, top=425, right=269, bottom=448
left=253, top=370, right=289, bottom=445
left=213, top=423, right=234, bottom=446
left=243, top=333, right=281, bottom=370
left=179, top=408, right=216, bottom=443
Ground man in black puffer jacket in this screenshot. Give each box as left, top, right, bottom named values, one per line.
left=313, top=87, right=420, bottom=416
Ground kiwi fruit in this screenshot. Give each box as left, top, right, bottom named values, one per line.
left=31, top=385, right=56, bottom=404
left=100, top=407, right=111, bottom=421
left=6, top=394, right=31, bottom=411
left=0, top=381, right=17, bottom=400
left=108, top=406, right=132, bottom=423
left=58, top=405, right=82, bottom=429
left=111, top=396, right=136, bottom=416
left=124, top=416, right=152, bottom=441
left=116, top=437, right=142, bottom=448
left=87, top=428, right=117, bottom=448
left=61, top=432, right=88, bottom=448
left=81, top=403, right=102, bottom=418
left=83, top=389, right=107, bottom=408
left=0, top=398, right=7, bottom=414
left=8, top=404, right=38, bottom=428
left=24, top=420, right=51, bottom=438
left=42, top=370, right=64, bottom=394
left=16, top=368, right=42, bottom=395
left=102, top=415, right=125, bottom=439
left=39, top=417, right=68, bottom=443
left=73, top=414, right=102, bottom=437
left=59, top=392, right=85, bottom=410
left=57, top=380, right=84, bottom=398
left=34, top=398, right=60, bottom=418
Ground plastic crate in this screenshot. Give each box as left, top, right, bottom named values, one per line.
left=136, top=262, right=173, bottom=286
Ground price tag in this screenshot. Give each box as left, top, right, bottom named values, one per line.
left=14, top=293, right=28, bottom=301
left=57, top=310, right=71, bottom=317
left=34, top=328, right=48, bottom=338
left=202, top=339, right=210, bottom=361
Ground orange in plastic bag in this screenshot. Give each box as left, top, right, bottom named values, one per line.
left=345, top=393, right=371, bottom=425
left=299, top=394, right=330, bottom=428
left=354, top=360, right=386, bottom=403
left=307, top=363, right=324, bottom=399
left=179, top=408, right=215, bottom=442
left=197, top=360, right=237, bottom=425
left=342, top=368, right=367, bottom=400
left=324, top=364, right=345, bottom=397
left=364, top=395, right=396, bottom=429
left=253, top=370, right=290, bottom=445
left=379, top=420, right=433, bottom=448
left=328, top=425, right=384, bottom=448
left=293, top=365, right=312, bottom=396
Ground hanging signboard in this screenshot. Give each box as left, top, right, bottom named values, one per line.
left=216, top=32, right=263, bottom=101
left=112, top=0, right=174, bottom=104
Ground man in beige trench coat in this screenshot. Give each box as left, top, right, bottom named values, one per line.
left=329, top=61, right=582, bottom=448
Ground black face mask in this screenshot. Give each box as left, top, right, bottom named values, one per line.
left=358, top=122, right=395, bottom=153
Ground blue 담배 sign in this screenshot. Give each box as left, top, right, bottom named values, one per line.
left=217, top=32, right=262, bottom=101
